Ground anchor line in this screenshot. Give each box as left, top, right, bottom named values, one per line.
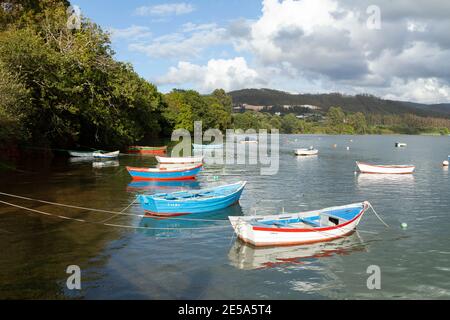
left=0, top=199, right=232, bottom=231
left=0, top=191, right=229, bottom=223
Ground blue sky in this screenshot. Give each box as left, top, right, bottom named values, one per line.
left=72, top=0, right=450, bottom=103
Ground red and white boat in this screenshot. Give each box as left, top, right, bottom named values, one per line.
left=356, top=161, right=415, bottom=174
left=229, top=202, right=370, bottom=247
left=155, top=155, right=203, bottom=164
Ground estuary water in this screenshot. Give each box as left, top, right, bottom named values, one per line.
left=0, top=134, right=449, bottom=299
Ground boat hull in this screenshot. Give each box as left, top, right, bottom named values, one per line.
left=156, top=156, right=203, bottom=164
left=127, top=146, right=167, bottom=155
left=126, top=163, right=203, bottom=181
left=69, top=151, right=94, bottom=157
left=295, top=149, right=318, bottom=156
left=356, top=162, right=415, bottom=174
left=93, top=151, right=120, bottom=159
left=229, top=202, right=368, bottom=247
left=139, top=181, right=246, bottom=216
left=192, top=143, right=223, bottom=150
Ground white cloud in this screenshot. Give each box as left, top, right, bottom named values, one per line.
left=135, top=3, right=194, bottom=17
left=130, top=0, right=450, bottom=102
left=108, top=25, right=152, bottom=41
left=129, top=24, right=227, bottom=59
left=156, top=57, right=263, bottom=92
left=383, top=78, right=450, bottom=104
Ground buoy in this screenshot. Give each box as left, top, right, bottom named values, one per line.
left=346, top=146, right=350, bottom=150
left=401, top=222, right=408, bottom=229
left=443, top=160, right=449, bottom=166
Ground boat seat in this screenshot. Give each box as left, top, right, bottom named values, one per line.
left=300, top=217, right=321, bottom=227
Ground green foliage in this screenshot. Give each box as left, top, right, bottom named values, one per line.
left=163, top=89, right=232, bottom=133
left=0, top=1, right=164, bottom=148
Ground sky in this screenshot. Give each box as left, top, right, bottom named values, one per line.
left=72, top=0, right=450, bottom=104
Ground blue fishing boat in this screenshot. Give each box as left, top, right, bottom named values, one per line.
left=138, top=181, right=246, bottom=216
left=126, top=163, right=203, bottom=181
left=192, top=143, right=223, bottom=150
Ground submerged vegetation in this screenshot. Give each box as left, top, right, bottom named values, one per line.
left=0, top=0, right=449, bottom=156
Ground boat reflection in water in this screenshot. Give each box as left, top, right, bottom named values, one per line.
left=228, top=232, right=367, bottom=270
left=137, top=203, right=243, bottom=238
left=356, top=173, right=415, bottom=188
left=126, top=180, right=201, bottom=193
left=92, top=160, right=120, bottom=168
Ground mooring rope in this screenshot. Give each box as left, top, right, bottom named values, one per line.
left=367, top=202, right=390, bottom=228
left=0, top=199, right=231, bottom=231
left=0, top=191, right=229, bottom=222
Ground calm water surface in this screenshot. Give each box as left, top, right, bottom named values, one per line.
left=0, top=135, right=449, bottom=299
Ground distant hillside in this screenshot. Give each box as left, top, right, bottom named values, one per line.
left=228, top=88, right=450, bottom=118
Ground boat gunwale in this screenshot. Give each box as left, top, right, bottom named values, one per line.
left=141, top=181, right=246, bottom=203
left=233, top=202, right=368, bottom=233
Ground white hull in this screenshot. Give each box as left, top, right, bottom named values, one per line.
left=295, top=148, right=318, bottom=156
left=229, top=202, right=368, bottom=247
left=69, top=151, right=94, bottom=157
left=93, top=151, right=120, bottom=159
left=356, top=161, right=415, bottom=174
left=156, top=156, right=203, bottom=164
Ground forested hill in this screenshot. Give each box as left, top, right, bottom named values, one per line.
left=229, top=88, right=450, bottom=118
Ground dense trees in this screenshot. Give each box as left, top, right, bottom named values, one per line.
left=0, top=0, right=164, bottom=148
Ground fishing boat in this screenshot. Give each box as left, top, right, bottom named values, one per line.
left=356, top=161, right=415, bottom=174
left=229, top=202, right=370, bottom=247
left=192, top=143, right=223, bottom=150
left=155, top=155, right=203, bottom=164
left=126, top=163, right=203, bottom=181
left=127, top=145, right=167, bottom=155
left=395, top=142, right=407, bottom=147
left=294, top=147, right=318, bottom=156
left=138, top=181, right=246, bottom=216
left=68, top=150, right=95, bottom=157
left=93, top=150, right=120, bottom=159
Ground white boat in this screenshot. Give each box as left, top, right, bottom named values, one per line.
left=229, top=202, right=369, bottom=247
left=155, top=156, right=203, bottom=164
left=294, top=147, right=318, bottom=156
left=93, top=150, right=120, bottom=159
left=68, top=151, right=94, bottom=157
left=395, top=142, right=407, bottom=147
left=239, top=140, right=258, bottom=144
left=356, top=161, right=415, bottom=174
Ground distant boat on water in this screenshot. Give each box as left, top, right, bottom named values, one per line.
left=93, top=150, right=119, bottom=159
left=395, top=142, right=407, bottom=147
left=356, top=161, right=415, bottom=174
left=127, top=146, right=167, bottom=155
left=192, top=143, right=223, bottom=150
left=156, top=155, right=203, bottom=164
left=126, top=163, right=203, bottom=181
left=295, top=147, right=318, bottom=156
